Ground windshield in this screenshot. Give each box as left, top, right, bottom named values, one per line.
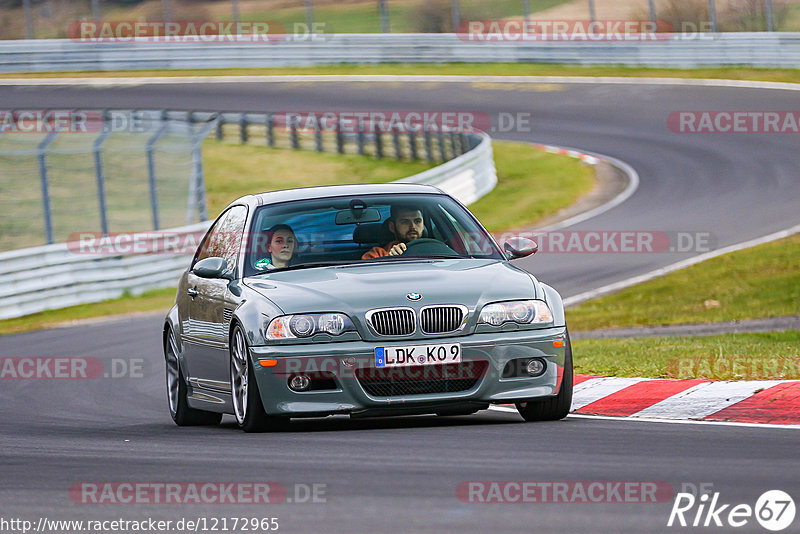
left=243, top=193, right=504, bottom=276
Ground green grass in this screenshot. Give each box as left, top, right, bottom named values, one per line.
left=3, top=64, right=800, bottom=84
left=568, top=233, right=800, bottom=332
left=573, top=331, right=800, bottom=379
left=0, top=139, right=591, bottom=335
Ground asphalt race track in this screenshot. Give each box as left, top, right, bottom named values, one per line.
left=1, top=79, right=799, bottom=533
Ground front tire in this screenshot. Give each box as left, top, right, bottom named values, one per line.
left=230, top=324, right=288, bottom=433
left=516, top=330, right=573, bottom=422
left=165, top=328, right=222, bottom=426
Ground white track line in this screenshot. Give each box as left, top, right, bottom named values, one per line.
left=1, top=75, right=800, bottom=92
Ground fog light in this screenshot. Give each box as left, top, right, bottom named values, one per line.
left=341, top=356, right=357, bottom=367
left=289, top=375, right=311, bottom=391
left=526, top=358, right=546, bottom=377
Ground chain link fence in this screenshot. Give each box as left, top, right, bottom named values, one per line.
left=0, top=110, right=214, bottom=251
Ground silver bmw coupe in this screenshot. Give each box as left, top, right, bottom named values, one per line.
left=163, top=183, right=572, bottom=432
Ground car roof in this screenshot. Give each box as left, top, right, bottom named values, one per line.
left=246, top=183, right=445, bottom=207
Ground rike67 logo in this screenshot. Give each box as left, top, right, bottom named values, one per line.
left=668, top=485, right=796, bottom=531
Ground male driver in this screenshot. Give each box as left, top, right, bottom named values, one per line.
left=361, top=205, right=425, bottom=259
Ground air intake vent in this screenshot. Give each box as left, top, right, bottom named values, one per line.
left=367, top=308, right=415, bottom=336
left=421, top=306, right=465, bottom=334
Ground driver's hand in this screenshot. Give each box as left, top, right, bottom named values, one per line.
left=388, top=242, right=407, bottom=256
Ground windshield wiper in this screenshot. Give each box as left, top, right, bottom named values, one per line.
left=262, top=260, right=358, bottom=273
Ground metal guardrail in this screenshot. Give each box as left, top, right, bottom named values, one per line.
left=0, top=111, right=496, bottom=320
left=1, top=33, right=800, bottom=71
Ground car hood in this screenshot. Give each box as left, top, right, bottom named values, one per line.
left=243, top=259, right=538, bottom=316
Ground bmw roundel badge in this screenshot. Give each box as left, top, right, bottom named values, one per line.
left=406, top=293, right=422, bottom=301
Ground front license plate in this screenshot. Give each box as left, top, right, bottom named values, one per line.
left=375, top=343, right=461, bottom=368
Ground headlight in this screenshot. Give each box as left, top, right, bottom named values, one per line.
left=478, top=300, right=552, bottom=326
left=266, top=313, right=355, bottom=339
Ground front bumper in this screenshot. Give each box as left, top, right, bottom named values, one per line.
left=250, top=326, right=567, bottom=417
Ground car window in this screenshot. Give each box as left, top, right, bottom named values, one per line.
left=194, top=205, right=248, bottom=272
left=244, top=193, right=503, bottom=276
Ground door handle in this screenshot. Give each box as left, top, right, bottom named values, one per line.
left=187, top=287, right=199, bottom=298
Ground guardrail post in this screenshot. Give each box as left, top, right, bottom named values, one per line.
left=336, top=120, right=345, bottom=154
left=239, top=114, right=248, bottom=144
left=408, top=131, right=418, bottom=160
left=374, top=128, right=384, bottom=159
left=266, top=114, right=275, bottom=147
left=314, top=118, right=323, bottom=152
left=146, top=123, right=169, bottom=230
left=37, top=132, right=57, bottom=244
left=93, top=115, right=111, bottom=236
left=392, top=127, right=402, bottom=160
left=357, top=118, right=366, bottom=155
left=290, top=120, right=299, bottom=149
left=437, top=131, right=447, bottom=161
left=424, top=130, right=434, bottom=163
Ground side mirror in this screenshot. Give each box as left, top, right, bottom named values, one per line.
left=192, top=257, right=233, bottom=280
left=504, top=237, right=538, bottom=260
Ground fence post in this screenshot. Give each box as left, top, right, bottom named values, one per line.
left=23, top=0, right=34, bottom=39
left=588, top=0, right=596, bottom=23
left=522, top=0, right=530, bottom=23
left=379, top=0, right=390, bottom=33
left=266, top=114, right=275, bottom=147
left=304, top=0, right=314, bottom=29
left=93, top=116, right=111, bottom=236
left=37, top=132, right=57, bottom=244
left=708, top=0, right=717, bottom=33
left=449, top=131, right=457, bottom=158
left=192, top=133, right=208, bottom=222
left=451, top=0, right=460, bottom=32
left=765, top=0, right=774, bottom=31
left=146, top=123, right=168, bottom=230
left=648, top=0, right=656, bottom=23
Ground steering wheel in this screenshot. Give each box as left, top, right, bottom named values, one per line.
left=402, top=238, right=459, bottom=257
